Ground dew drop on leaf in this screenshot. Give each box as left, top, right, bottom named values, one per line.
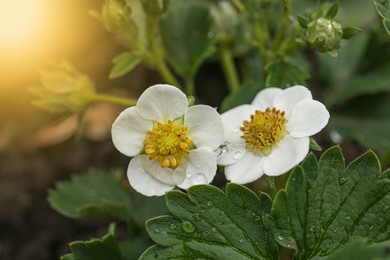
left=239, top=239, right=244, bottom=243
left=181, top=220, right=196, bottom=233
left=193, top=213, right=201, bottom=222
left=170, top=224, right=177, bottom=230
left=206, top=201, right=213, bottom=206
left=154, top=227, right=160, bottom=234
left=339, top=177, right=347, bottom=185
left=345, top=215, right=351, bottom=220
left=211, top=227, right=217, bottom=233
left=203, top=230, right=209, bottom=235
left=278, top=235, right=284, bottom=241
left=310, top=225, right=315, bottom=232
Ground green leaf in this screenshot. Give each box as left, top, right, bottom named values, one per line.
left=48, top=168, right=133, bottom=221
left=62, top=224, right=122, bottom=260
left=329, top=93, right=390, bottom=153
left=266, top=146, right=390, bottom=259
left=140, top=184, right=278, bottom=259
left=326, top=1, right=339, bottom=18
left=325, top=238, right=390, bottom=260
left=159, top=0, right=215, bottom=77
left=297, top=15, right=310, bottom=28
left=372, top=0, right=390, bottom=36
left=373, top=0, right=390, bottom=20
left=265, top=59, right=310, bottom=88
left=109, top=51, right=142, bottom=79
left=342, top=26, right=362, bottom=39
left=309, top=138, right=322, bottom=151
left=219, top=81, right=261, bottom=113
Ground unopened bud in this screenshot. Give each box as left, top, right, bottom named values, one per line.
left=29, top=61, right=96, bottom=114
left=211, top=2, right=239, bottom=44
left=305, top=17, right=343, bottom=52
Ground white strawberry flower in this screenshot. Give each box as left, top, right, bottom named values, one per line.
left=112, top=84, right=224, bottom=196
left=218, top=85, right=330, bottom=184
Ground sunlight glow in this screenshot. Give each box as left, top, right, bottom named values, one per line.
left=0, top=0, right=45, bottom=50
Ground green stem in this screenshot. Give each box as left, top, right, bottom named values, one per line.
left=219, top=45, right=240, bottom=92
left=185, top=76, right=195, bottom=96
left=232, top=0, right=245, bottom=12
left=90, top=94, right=137, bottom=107
left=155, top=60, right=181, bottom=88
left=272, top=0, right=291, bottom=52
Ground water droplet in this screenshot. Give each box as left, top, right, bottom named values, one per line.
left=254, top=216, right=261, bottom=221
left=153, top=227, right=160, bottom=234
left=193, top=213, right=201, bottom=222
left=339, top=177, right=347, bottom=185
left=345, top=215, right=351, bottom=220
left=203, top=230, right=209, bottom=235
left=213, top=147, right=222, bottom=156
left=181, top=221, right=196, bottom=233
left=239, top=239, right=244, bottom=243
left=211, top=227, right=217, bottom=233
left=278, top=235, right=284, bottom=241
left=206, top=201, right=213, bottom=206
left=170, top=224, right=177, bottom=230
left=310, top=225, right=315, bottom=232
left=233, top=151, right=243, bottom=160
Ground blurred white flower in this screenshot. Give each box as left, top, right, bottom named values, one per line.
left=218, top=85, right=330, bottom=184
left=112, top=84, right=224, bottom=196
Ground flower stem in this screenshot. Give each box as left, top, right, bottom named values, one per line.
left=185, top=76, right=195, bottom=96
left=155, top=60, right=181, bottom=88
left=272, top=0, right=291, bottom=52
left=219, top=44, right=240, bottom=93
left=90, top=93, right=137, bottom=107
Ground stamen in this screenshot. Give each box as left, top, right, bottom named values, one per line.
left=143, top=119, right=194, bottom=169
left=240, top=107, right=288, bottom=155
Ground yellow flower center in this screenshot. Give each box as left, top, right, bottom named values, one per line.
left=240, top=107, right=288, bottom=156
left=143, top=119, right=193, bottom=169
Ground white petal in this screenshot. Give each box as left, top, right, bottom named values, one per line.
left=263, top=136, right=309, bottom=176
left=274, top=85, right=312, bottom=118
left=111, top=107, right=152, bottom=157
left=178, top=147, right=217, bottom=189
left=224, top=151, right=266, bottom=184
left=136, top=84, right=188, bottom=122
left=287, top=99, right=330, bottom=138
left=127, top=156, right=174, bottom=196
left=217, top=142, right=247, bottom=166
left=185, top=105, right=224, bottom=151
left=221, top=104, right=256, bottom=144
left=140, top=155, right=177, bottom=186
left=251, top=87, right=283, bottom=111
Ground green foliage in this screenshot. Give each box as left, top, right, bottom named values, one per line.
left=109, top=51, right=142, bottom=79
left=342, top=26, right=362, bottom=39
left=140, top=184, right=278, bottom=259
left=320, top=30, right=390, bottom=152
left=266, top=146, right=390, bottom=258
left=219, top=81, right=261, bottom=113
left=48, top=168, right=133, bottom=221
left=159, top=0, right=215, bottom=77
left=372, top=0, right=390, bottom=35
left=62, top=223, right=122, bottom=260
left=325, top=238, right=390, bottom=260
left=265, top=59, right=310, bottom=88
left=48, top=168, right=168, bottom=225
left=325, top=1, right=339, bottom=19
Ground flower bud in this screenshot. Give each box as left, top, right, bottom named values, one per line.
left=305, top=17, right=343, bottom=52
left=29, top=62, right=96, bottom=114
left=211, top=2, right=240, bottom=44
